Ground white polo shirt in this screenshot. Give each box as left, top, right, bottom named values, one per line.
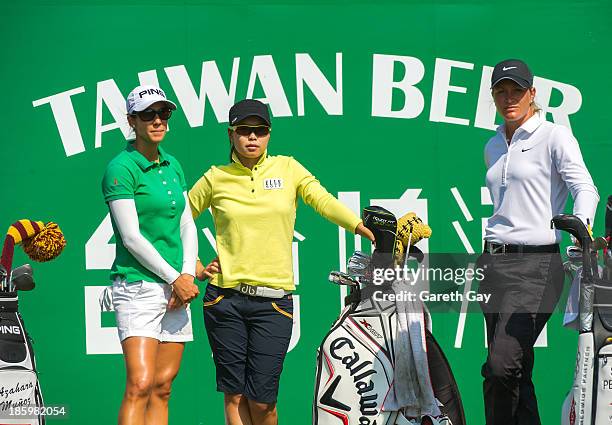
left=484, top=112, right=599, bottom=245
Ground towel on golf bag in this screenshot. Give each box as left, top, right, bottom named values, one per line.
left=563, top=266, right=600, bottom=330
left=564, top=268, right=581, bottom=330
left=385, top=278, right=441, bottom=417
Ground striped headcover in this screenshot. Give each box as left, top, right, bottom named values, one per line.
left=0, top=220, right=65, bottom=276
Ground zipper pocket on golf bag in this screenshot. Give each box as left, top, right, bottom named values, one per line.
left=595, top=345, right=612, bottom=421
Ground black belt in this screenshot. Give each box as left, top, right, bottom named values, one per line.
left=484, top=241, right=559, bottom=255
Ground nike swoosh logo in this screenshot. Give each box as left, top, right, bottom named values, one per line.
left=522, top=148, right=533, bottom=152
left=503, top=66, right=517, bottom=71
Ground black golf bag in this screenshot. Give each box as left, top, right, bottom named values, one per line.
left=313, top=206, right=465, bottom=425
left=0, top=291, right=45, bottom=424
left=0, top=219, right=63, bottom=425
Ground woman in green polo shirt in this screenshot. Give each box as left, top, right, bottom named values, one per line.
left=188, top=99, right=375, bottom=425
left=102, top=85, right=200, bottom=425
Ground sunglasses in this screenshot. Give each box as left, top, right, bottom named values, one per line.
left=229, top=125, right=271, bottom=137
left=133, top=107, right=173, bottom=122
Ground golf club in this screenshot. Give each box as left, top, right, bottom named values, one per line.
left=328, top=271, right=359, bottom=287
left=0, top=265, right=6, bottom=292
left=347, top=251, right=371, bottom=277
left=10, top=264, right=35, bottom=292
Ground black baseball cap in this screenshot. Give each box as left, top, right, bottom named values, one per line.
left=491, top=59, right=533, bottom=89
left=229, top=99, right=271, bottom=126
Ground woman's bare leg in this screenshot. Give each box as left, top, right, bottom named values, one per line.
left=247, top=400, right=277, bottom=425
left=118, top=337, right=159, bottom=425
left=145, top=341, right=185, bottom=425
left=224, top=393, right=253, bottom=425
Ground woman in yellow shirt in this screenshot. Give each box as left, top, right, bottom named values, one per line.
left=189, top=99, right=374, bottom=425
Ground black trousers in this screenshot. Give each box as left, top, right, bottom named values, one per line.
left=477, top=251, right=564, bottom=425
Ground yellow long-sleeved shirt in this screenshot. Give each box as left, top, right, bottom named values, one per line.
left=188, top=152, right=362, bottom=290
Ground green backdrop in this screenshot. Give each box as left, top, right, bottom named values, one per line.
left=2, top=0, right=611, bottom=423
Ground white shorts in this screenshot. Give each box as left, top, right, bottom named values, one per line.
left=112, top=279, right=193, bottom=343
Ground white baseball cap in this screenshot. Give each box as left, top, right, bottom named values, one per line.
left=126, top=85, right=177, bottom=114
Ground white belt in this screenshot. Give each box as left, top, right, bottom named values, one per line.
left=229, top=283, right=289, bottom=299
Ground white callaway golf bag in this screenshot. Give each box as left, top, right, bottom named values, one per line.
left=0, top=265, right=45, bottom=425
left=554, top=212, right=612, bottom=425
left=313, top=207, right=465, bottom=425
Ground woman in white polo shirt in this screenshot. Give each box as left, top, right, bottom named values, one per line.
left=189, top=99, right=375, bottom=425
left=102, top=85, right=200, bottom=425
left=479, top=59, right=599, bottom=425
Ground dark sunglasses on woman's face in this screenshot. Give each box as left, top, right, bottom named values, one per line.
left=133, top=107, right=173, bottom=122
left=229, top=125, right=271, bottom=137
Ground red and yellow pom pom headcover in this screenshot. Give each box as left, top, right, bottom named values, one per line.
left=0, top=220, right=66, bottom=275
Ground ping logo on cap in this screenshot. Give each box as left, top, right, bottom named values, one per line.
left=125, top=85, right=176, bottom=114
left=138, top=88, right=166, bottom=99
left=126, top=85, right=177, bottom=114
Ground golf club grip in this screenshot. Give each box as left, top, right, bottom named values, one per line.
left=328, top=271, right=358, bottom=287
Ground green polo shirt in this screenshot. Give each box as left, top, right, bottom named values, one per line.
left=102, top=142, right=187, bottom=283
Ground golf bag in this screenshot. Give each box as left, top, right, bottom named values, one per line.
left=0, top=291, right=45, bottom=424
left=313, top=206, right=465, bottom=425
left=0, top=219, right=64, bottom=425
left=554, top=213, right=612, bottom=425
